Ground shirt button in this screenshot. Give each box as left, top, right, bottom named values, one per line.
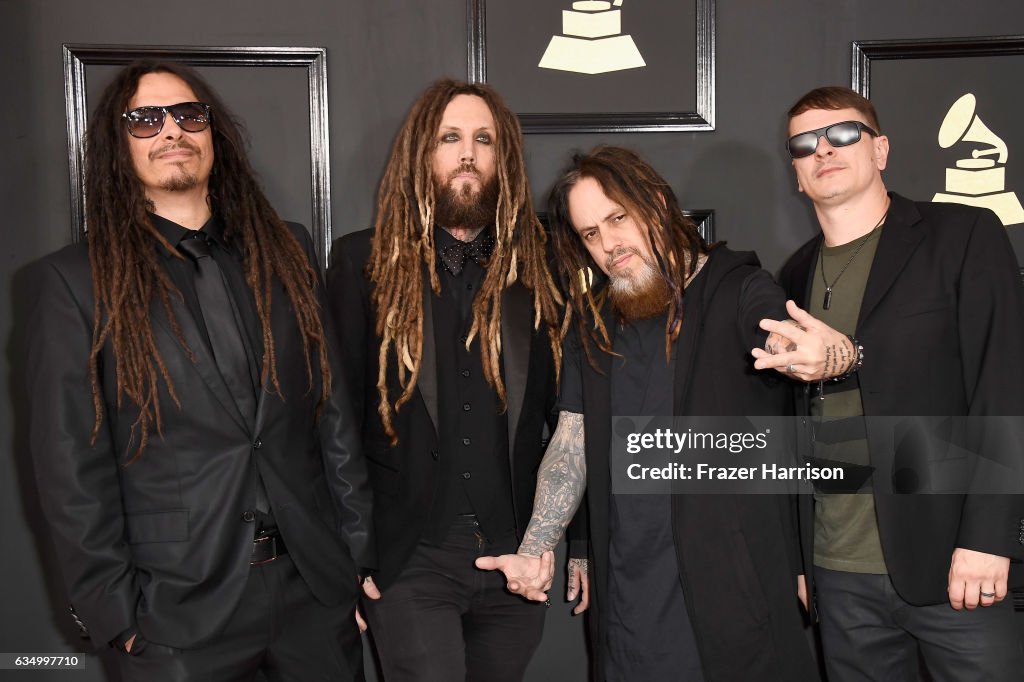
left=462, top=438, right=471, bottom=446
left=461, top=369, right=471, bottom=378
left=431, top=450, right=439, bottom=461
left=466, top=283, right=473, bottom=291
left=242, top=510, right=256, bottom=522
left=460, top=335, right=468, bottom=344
left=253, top=438, right=262, bottom=450
left=462, top=472, right=471, bottom=480
left=462, top=402, right=471, bottom=412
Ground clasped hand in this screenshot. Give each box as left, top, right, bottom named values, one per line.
left=751, top=300, right=855, bottom=382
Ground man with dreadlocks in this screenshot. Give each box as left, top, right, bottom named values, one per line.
left=327, top=79, right=574, bottom=681
left=25, top=61, right=374, bottom=681
left=478, top=146, right=818, bottom=680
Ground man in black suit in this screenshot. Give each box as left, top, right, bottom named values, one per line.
left=26, top=61, right=374, bottom=682
left=752, top=86, right=1024, bottom=680
left=327, top=79, right=572, bottom=682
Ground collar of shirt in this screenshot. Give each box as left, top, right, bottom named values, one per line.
left=434, top=224, right=494, bottom=254
left=150, top=212, right=227, bottom=258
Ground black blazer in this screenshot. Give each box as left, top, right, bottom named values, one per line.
left=576, top=247, right=816, bottom=682
left=26, top=223, right=375, bottom=649
left=780, top=192, right=1024, bottom=605
left=327, top=228, right=566, bottom=588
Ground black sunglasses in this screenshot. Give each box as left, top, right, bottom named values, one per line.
left=786, top=120, right=878, bottom=159
left=122, top=102, right=212, bottom=139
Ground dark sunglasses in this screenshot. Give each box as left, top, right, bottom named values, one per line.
left=786, top=120, right=878, bottom=159
left=122, top=102, right=212, bottom=139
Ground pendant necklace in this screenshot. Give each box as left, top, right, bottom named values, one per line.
left=820, top=210, right=887, bottom=310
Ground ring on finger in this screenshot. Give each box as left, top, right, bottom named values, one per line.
left=786, top=363, right=796, bottom=374
left=981, top=590, right=996, bottom=598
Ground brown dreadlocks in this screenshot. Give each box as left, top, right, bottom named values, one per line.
left=84, top=60, right=329, bottom=460
left=547, top=145, right=710, bottom=365
left=368, top=79, right=562, bottom=442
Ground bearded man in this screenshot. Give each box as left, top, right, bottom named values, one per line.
left=327, top=79, right=577, bottom=682
left=478, top=146, right=819, bottom=681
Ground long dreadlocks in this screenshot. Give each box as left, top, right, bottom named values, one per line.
left=85, top=60, right=329, bottom=460
left=369, top=79, right=562, bottom=442
left=547, top=145, right=710, bottom=366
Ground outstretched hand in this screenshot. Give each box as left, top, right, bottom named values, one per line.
left=476, top=551, right=556, bottom=602
left=752, top=300, right=856, bottom=382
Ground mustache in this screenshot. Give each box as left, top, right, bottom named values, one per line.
left=606, top=246, right=643, bottom=270
left=445, top=163, right=480, bottom=182
left=149, top=139, right=201, bottom=161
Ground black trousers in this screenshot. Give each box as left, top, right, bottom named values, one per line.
left=118, top=554, right=361, bottom=682
left=816, top=566, right=1024, bottom=681
left=363, top=515, right=546, bottom=682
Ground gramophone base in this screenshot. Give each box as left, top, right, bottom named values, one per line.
left=932, top=191, right=1024, bottom=226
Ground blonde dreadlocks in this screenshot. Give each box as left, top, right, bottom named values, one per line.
left=368, top=79, right=562, bottom=442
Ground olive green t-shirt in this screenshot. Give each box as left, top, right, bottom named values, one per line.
left=809, top=227, right=888, bottom=574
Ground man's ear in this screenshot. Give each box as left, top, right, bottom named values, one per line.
left=873, top=134, right=890, bottom=171
left=793, top=163, right=804, bottom=193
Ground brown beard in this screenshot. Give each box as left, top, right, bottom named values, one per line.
left=160, top=166, right=200, bottom=192
left=607, top=248, right=671, bottom=322
left=150, top=140, right=203, bottom=192
left=433, top=163, right=499, bottom=229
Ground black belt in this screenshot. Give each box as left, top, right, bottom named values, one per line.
left=251, top=532, right=287, bottom=565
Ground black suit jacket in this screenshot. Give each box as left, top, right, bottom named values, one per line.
left=26, top=222, right=375, bottom=649
left=780, top=192, right=1024, bottom=605
left=327, top=228, right=569, bottom=588
left=576, top=247, right=815, bottom=682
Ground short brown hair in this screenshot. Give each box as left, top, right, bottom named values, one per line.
left=788, top=86, right=881, bottom=132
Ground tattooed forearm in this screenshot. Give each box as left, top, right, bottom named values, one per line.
left=518, top=411, right=587, bottom=556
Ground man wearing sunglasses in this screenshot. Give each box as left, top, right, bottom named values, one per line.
left=753, top=86, right=1024, bottom=680
left=25, top=61, right=375, bottom=681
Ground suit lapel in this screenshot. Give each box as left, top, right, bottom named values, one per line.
left=857, top=195, right=924, bottom=328
left=151, top=293, right=249, bottom=433
left=418, top=269, right=440, bottom=435
left=501, top=282, right=532, bottom=457
left=789, top=236, right=822, bottom=309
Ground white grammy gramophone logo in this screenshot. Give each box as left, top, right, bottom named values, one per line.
left=538, top=0, right=646, bottom=75
left=932, top=93, right=1023, bottom=226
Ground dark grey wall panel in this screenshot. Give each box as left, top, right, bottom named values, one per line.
left=4, top=1, right=1024, bottom=680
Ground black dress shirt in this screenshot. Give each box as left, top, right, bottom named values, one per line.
left=431, top=227, right=514, bottom=540
left=151, top=213, right=274, bottom=531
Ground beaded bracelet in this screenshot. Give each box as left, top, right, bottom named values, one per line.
left=816, top=335, right=863, bottom=400
left=828, top=334, right=864, bottom=383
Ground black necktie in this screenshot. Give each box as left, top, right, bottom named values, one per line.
left=179, top=233, right=268, bottom=513
left=438, top=233, right=495, bottom=276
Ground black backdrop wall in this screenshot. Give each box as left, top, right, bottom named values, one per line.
left=4, top=1, right=1024, bottom=680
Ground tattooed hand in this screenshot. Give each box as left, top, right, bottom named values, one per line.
left=751, top=300, right=856, bottom=382
left=567, top=558, right=590, bottom=615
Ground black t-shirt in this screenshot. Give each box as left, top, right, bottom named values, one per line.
left=559, top=296, right=705, bottom=681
